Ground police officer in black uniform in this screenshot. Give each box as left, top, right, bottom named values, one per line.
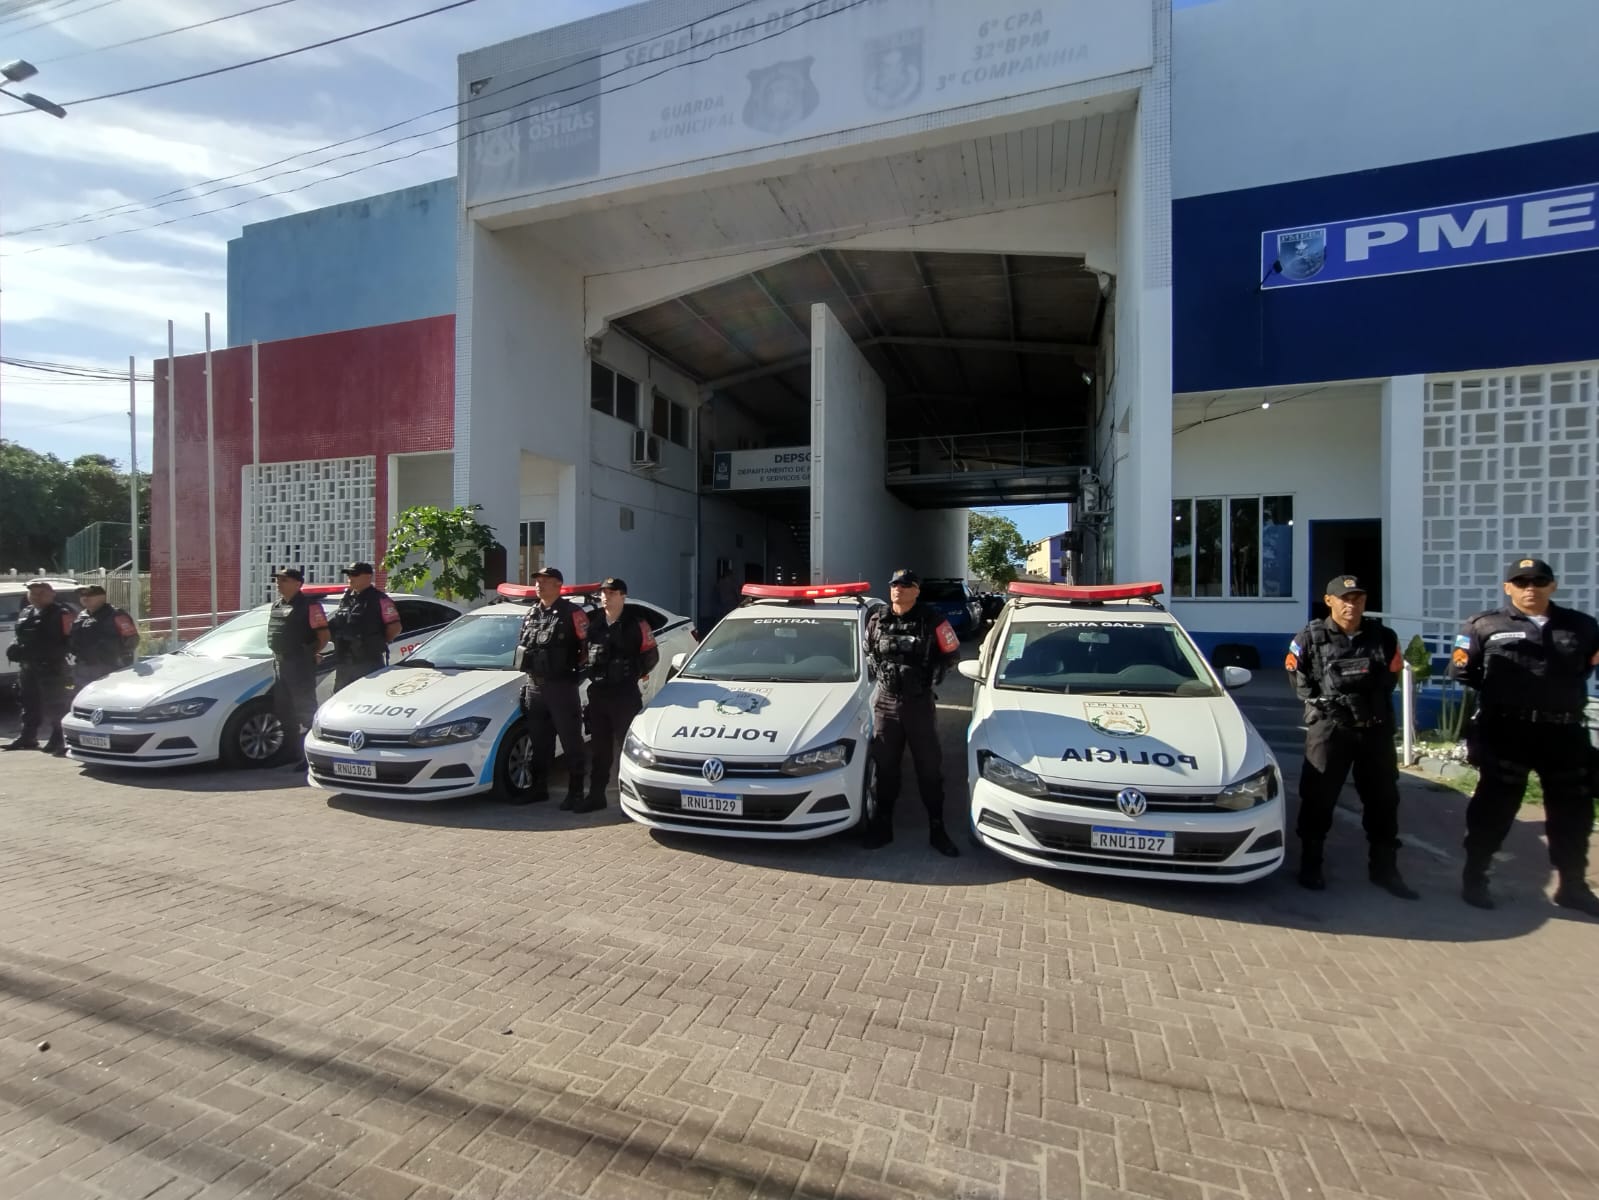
left=580, top=576, right=659, bottom=814
left=1450, top=556, right=1599, bottom=915
left=863, top=568, right=962, bottom=856
left=325, top=561, right=400, bottom=692
left=1287, top=574, right=1417, bottom=898
left=266, top=567, right=330, bottom=767
left=68, top=584, right=139, bottom=688
left=4, top=579, right=74, bottom=755
left=515, top=566, right=589, bottom=806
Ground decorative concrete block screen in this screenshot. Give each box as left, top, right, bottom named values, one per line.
left=241, top=456, right=376, bottom=606
left=1423, top=365, right=1598, bottom=650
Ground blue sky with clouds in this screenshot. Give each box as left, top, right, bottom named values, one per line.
left=0, top=0, right=1069, bottom=546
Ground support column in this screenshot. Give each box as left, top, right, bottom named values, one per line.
left=1381, top=374, right=1426, bottom=648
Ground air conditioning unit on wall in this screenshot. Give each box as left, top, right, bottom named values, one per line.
left=631, top=428, right=661, bottom=469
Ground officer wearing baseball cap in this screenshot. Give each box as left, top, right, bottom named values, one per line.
left=579, top=576, right=659, bottom=813
left=267, top=567, right=329, bottom=767
left=1450, top=556, right=1599, bottom=915
left=324, top=561, right=400, bottom=692
left=3, top=579, right=73, bottom=754
left=862, top=567, right=963, bottom=856
left=513, top=565, right=590, bottom=805
left=1285, top=574, right=1416, bottom=897
left=69, top=583, right=139, bottom=688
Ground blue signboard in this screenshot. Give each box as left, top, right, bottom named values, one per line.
left=1261, top=182, right=1598, bottom=289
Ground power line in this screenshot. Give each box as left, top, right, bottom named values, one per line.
left=38, top=0, right=309, bottom=65
left=5, top=0, right=872, bottom=255
left=1, top=0, right=480, bottom=112
left=4, top=0, right=777, bottom=237
left=2, top=354, right=153, bottom=380
left=0, top=0, right=85, bottom=28
left=0, top=0, right=116, bottom=34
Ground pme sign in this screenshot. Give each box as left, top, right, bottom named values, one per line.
left=1261, top=183, right=1598, bottom=289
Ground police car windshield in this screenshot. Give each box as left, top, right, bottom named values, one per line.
left=395, top=613, right=522, bottom=670
left=995, top=618, right=1219, bottom=696
left=680, top=613, right=859, bottom=683
left=182, top=607, right=275, bottom=659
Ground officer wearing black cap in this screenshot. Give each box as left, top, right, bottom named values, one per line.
left=580, top=576, right=659, bottom=813
left=4, top=579, right=74, bottom=755
left=68, top=584, right=138, bottom=688
left=267, top=567, right=329, bottom=766
left=863, top=567, right=962, bottom=856
left=1286, top=574, right=1416, bottom=898
left=1450, top=556, right=1599, bottom=915
left=325, top=561, right=400, bottom=692
left=514, top=566, right=590, bottom=805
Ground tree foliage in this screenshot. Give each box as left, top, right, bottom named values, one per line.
left=0, top=441, right=150, bottom=569
left=968, top=510, right=1030, bottom=586
left=382, top=505, right=499, bottom=602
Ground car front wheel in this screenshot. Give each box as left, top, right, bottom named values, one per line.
left=494, top=720, right=536, bottom=802
left=219, top=698, right=287, bottom=769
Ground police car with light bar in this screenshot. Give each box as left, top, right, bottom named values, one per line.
left=958, top=581, right=1284, bottom=883
left=61, top=588, right=462, bottom=770
left=302, top=583, right=696, bottom=801
left=618, top=581, right=878, bottom=839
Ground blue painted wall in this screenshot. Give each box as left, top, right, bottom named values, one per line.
left=1173, top=132, right=1599, bottom=393
left=226, top=178, right=456, bottom=347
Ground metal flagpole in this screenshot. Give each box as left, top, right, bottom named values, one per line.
left=167, top=321, right=178, bottom=644
left=127, top=356, right=140, bottom=659
left=204, top=312, right=218, bottom=628
left=251, top=339, right=260, bottom=595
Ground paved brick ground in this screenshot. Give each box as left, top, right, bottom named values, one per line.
left=2, top=668, right=1598, bottom=1200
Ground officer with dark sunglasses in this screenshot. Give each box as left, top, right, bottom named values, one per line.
left=1450, top=556, right=1599, bottom=914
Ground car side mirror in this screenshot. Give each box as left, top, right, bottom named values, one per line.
left=957, top=660, right=983, bottom=683
left=667, top=651, right=686, bottom=679
left=1222, top=665, right=1252, bottom=690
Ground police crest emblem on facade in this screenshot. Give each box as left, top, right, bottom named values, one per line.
left=864, top=29, right=923, bottom=110
left=1084, top=702, right=1150, bottom=738
left=1277, top=228, right=1327, bottom=280
left=742, top=57, right=819, bottom=135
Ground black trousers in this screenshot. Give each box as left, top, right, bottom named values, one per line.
left=523, top=677, right=585, bottom=797
left=273, top=653, right=318, bottom=738
left=1296, top=716, right=1400, bottom=847
left=1465, top=718, right=1592, bottom=874
left=333, top=656, right=384, bottom=693
left=586, top=682, right=642, bottom=802
left=870, top=691, right=946, bottom=831
left=18, top=663, right=71, bottom=745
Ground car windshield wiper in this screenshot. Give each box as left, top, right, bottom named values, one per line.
left=401, top=658, right=434, bottom=669
left=1102, top=688, right=1174, bottom=696
left=1000, top=684, right=1065, bottom=694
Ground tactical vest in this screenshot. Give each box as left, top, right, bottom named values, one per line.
left=870, top=606, right=935, bottom=697
left=267, top=594, right=317, bottom=654
left=587, top=610, right=642, bottom=686
left=327, top=588, right=387, bottom=663
left=71, top=606, right=130, bottom=673
left=1304, top=619, right=1390, bottom=723
left=1470, top=605, right=1598, bottom=713
left=15, top=602, right=70, bottom=668
left=519, top=600, right=582, bottom=681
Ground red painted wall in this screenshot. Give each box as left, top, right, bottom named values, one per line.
left=149, top=315, right=454, bottom=619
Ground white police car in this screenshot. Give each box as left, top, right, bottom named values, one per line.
left=619, top=581, right=878, bottom=840
left=959, top=581, right=1284, bottom=883
left=303, top=583, right=696, bottom=801
left=61, top=589, right=462, bottom=769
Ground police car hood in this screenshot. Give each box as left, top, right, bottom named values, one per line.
left=74, top=653, right=267, bottom=709
left=976, top=688, right=1259, bottom=789
left=315, top=666, right=523, bottom=731
left=634, top=678, right=865, bottom=759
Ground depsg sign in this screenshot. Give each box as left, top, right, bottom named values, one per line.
left=712, top=447, right=811, bottom=491
left=465, top=0, right=1153, bottom=206
left=1261, top=183, right=1599, bottom=289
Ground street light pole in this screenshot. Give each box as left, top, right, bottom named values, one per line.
left=0, top=59, right=67, bottom=118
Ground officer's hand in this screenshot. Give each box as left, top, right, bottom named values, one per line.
left=4, top=645, right=18, bottom=662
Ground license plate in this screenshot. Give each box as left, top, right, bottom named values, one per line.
left=332, top=759, right=377, bottom=780
left=681, top=791, right=742, bottom=815
left=79, top=733, right=111, bottom=750
left=1090, top=826, right=1174, bottom=856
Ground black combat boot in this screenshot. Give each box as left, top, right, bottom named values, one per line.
left=43, top=736, right=67, bottom=758
left=1553, top=869, right=1599, bottom=918
left=572, top=776, right=608, bottom=813
left=1461, top=850, right=1495, bottom=909
left=560, top=768, right=585, bottom=811
left=510, top=769, right=549, bottom=806
left=1368, top=842, right=1420, bottom=900
left=1296, top=841, right=1326, bottom=890
left=2, top=737, right=39, bottom=751
left=929, top=820, right=960, bottom=858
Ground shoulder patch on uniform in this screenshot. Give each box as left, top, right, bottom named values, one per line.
left=1289, top=639, right=1302, bottom=657
left=1453, top=635, right=1471, bottom=650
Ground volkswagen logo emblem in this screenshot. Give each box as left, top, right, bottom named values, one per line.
left=348, top=730, right=367, bottom=753
left=90, top=708, right=105, bottom=726
left=1116, top=787, right=1148, bottom=818
left=701, top=758, right=725, bottom=784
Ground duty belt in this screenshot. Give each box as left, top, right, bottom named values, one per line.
left=1481, top=706, right=1586, bottom=726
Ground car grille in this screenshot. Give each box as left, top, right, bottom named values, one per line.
left=648, top=752, right=787, bottom=778
left=70, top=705, right=145, bottom=722
left=316, top=727, right=417, bottom=749
left=632, top=782, right=806, bottom=821
left=1042, top=781, right=1223, bottom=814
left=306, top=753, right=425, bottom=784
left=1016, top=814, right=1250, bottom=863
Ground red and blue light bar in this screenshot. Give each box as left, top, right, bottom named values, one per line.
left=741, top=581, right=872, bottom=600
left=301, top=584, right=346, bottom=597
left=1007, top=581, right=1164, bottom=602
left=496, top=582, right=604, bottom=601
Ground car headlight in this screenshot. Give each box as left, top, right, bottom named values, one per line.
left=977, top=750, right=1048, bottom=797
left=135, top=697, right=215, bottom=722
left=408, top=717, right=491, bottom=747
left=780, top=739, right=853, bottom=777
left=1216, top=764, right=1279, bottom=810
left=623, top=730, right=656, bottom=766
